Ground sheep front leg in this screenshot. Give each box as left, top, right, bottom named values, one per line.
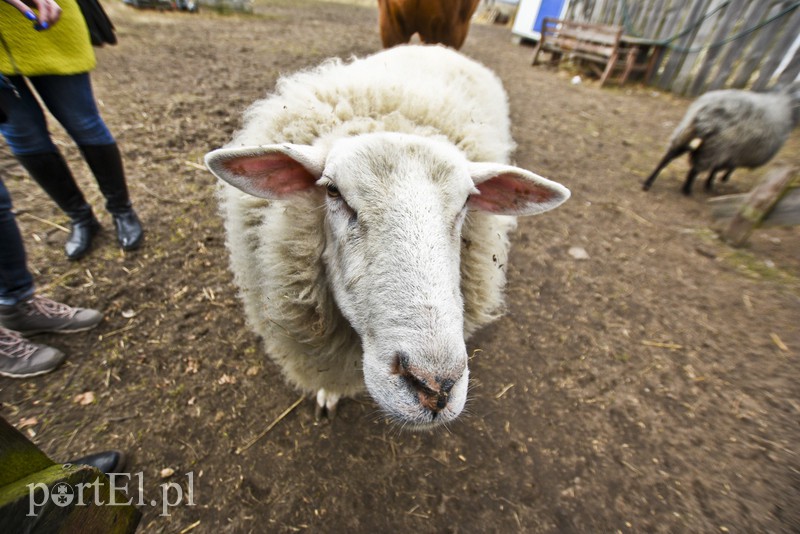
left=682, top=167, right=699, bottom=196
left=315, top=389, right=341, bottom=420
left=720, top=168, right=734, bottom=183
left=705, top=167, right=721, bottom=192
left=705, top=167, right=734, bottom=192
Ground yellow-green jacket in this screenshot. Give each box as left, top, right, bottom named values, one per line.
left=0, top=0, right=95, bottom=76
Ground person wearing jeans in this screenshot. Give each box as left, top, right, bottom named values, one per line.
left=0, top=0, right=143, bottom=260
left=0, top=0, right=129, bottom=480
left=2, top=176, right=126, bottom=475
left=0, top=175, right=103, bottom=377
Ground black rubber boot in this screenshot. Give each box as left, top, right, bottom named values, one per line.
left=67, top=450, right=127, bottom=475
left=79, top=143, right=143, bottom=250
left=14, top=152, right=99, bottom=260
left=64, top=217, right=101, bottom=260
left=78, top=143, right=130, bottom=212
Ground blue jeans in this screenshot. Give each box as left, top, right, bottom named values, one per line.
left=0, top=177, right=34, bottom=306
left=0, top=73, right=114, bottom=155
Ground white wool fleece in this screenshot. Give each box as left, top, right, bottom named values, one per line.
left=218, top=45, right=527, bottom=400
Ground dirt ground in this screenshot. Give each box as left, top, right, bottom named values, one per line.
left=1, top=1, right=799, bottom=532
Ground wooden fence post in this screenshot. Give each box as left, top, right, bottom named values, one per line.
left=0, top=416, right=141, bottom=533
left=716, top=166, right=797, bottom=247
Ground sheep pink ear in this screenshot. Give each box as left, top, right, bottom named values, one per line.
left=467, top=162, right=570, bottom=216
left=205, top=144, right=326, bottom=199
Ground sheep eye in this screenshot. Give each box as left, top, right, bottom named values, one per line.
left=326, top=183, right=341, bottom=198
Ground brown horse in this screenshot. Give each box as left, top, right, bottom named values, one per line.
left=377, top=0, right=482, bottom=49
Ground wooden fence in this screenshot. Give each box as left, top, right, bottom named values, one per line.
left=562, top=0, right=800, bottom=95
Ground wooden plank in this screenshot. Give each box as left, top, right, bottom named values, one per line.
left=0, top=417, right=55, bottom=488
left=658, top=0, right=706, bottom=89
left=603, top=0, right=616, bottom=25
left=570, top=34, right=621, bottom=45
left=565, top=0, right=586, bottom=21
left=564, top=1, right=576, bottom=20
left=637, top=0, right=652, bottom=30
left=751, top=6, right=800, bottom=90
left=654, top=0, right=688, bottom=41
left=594, top=0, right=609, bottom=24
left=555, top=37, right=618, bottom=55
left=730, top=1, right=796, bottom=88
left=672, top=0, right=727, bottom=95
left=0, top=464, right=141, bottom=533
left=606, top=0, right=619, bottom=25
left=706, top=0, right=771, bottom=91
left=710, top=187, right=800, bottom=227
left=638, top=0, right=656, bottom=31
left=610, top=0, right=624, bottom=27
left=776, top=45, right=800, bottom=86
left=557, top=28, right=621, bottom=44
left=719, top=167, right=797, bottom=246
left=642, top=0, right=673, bottom=39
left=618, top=44, right=640, bottom=84
left=553, top=19, right=624, bottom=32
left=572, top=49, right=615, bottom=62
left=687, top=0, right=748, bottom=95
left=0, top=417, right=141, bottom=533
left=629, top=0, right=647, bottom=35
left=635, top=0, right=674, bottom=81
left=626, top=0, right=644, bottom=34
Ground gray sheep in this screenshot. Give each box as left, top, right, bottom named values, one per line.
left=642, top=81, right=800, bottom=195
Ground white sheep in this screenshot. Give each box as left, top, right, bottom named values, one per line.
left=642, top=81, right=800, bottom=195
left=205, top=45, right=569, bottom=429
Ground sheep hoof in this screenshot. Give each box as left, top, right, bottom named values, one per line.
left=315, top=389, right=340, bottom=421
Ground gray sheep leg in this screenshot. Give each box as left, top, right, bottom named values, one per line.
left=705, top=167, right=721, bottom=192
left=681, top=167, right=700, bottom=196
left=643, top=147, right=687, bottom=191
left=720, top=169, right=734, bottom=183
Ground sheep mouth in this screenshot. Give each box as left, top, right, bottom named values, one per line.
left=369, top=374, right=467, bottom=430
left=382, top=406, right=462, bottom=431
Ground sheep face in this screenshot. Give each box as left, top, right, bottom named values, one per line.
left=206, top=132, right=569, bottom=429
left=321, top=134, right=475, bottom=428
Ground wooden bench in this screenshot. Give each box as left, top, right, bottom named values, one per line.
left=531, top=18, right=659, bottom=87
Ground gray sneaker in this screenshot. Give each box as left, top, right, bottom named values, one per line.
left=0, top=327, right=67, bottom=378
left=0, top=295, right=103, bottom=336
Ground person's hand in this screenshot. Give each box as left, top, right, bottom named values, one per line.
left=3, top=0, right=62, bottom=29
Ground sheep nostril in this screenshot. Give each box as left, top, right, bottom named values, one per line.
left=439, top=378, right=455, bottom=394
left=411, top=377, right=446, bottom=413
left=392, top=354, right=456, bottom=413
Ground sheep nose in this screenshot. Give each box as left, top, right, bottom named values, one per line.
left=392, top=352, right=460, bottom=414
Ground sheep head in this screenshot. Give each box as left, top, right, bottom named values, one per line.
left=206, top=132, right=569, bottom=429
